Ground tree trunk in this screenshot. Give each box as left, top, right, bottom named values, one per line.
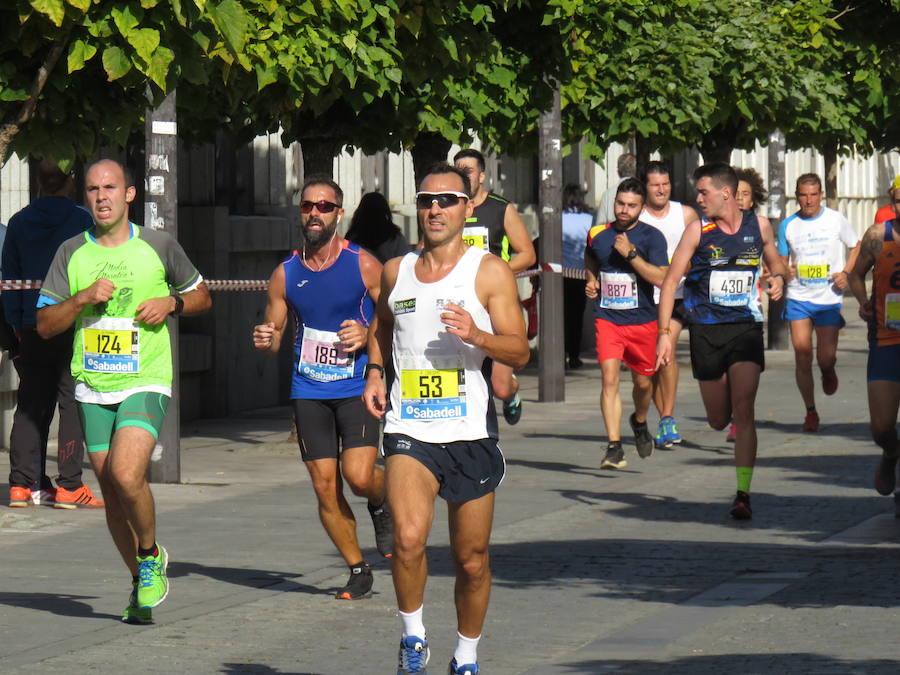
left=300, top=136, right=340, bottom=179
left=699, top=122, right=742, bottom=166
left=411, top=131, right=452, bottom=187
left=634, top=135, right=652, bottom=179
left=824, top=141, right=838, bottom=211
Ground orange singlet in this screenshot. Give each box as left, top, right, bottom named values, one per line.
left=871, top=220, right=900, bottom=347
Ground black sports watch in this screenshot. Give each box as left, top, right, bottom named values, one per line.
left=626, top=248, right=638, bottom=261
left=170, top=293, right=184, bottom=316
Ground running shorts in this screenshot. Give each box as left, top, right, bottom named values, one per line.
left=689, top=322, right=765, bottom=381
left=784, top=299, right=846, bottom=328
left=292, top=397, right=379, bottom=461
left=594, top=318, right=657, bottom=376
left=867, top=343, right=900, bottom=383
left=78, top=392, right=170, bottom=453
left=382, top=433, right=505, bottom=503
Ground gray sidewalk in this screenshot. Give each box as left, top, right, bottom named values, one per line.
left=2, top=304, right=899, bottom=674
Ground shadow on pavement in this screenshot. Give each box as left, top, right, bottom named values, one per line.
left=0, top=592, right=118, bottom=620
left=220, top=665, right=319, bottom=675
left=168, top=561, right=331, bottom=596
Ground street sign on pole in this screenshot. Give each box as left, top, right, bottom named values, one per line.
left=538, top=85, right=564, bottom=402
left=145, top=90, right=180, bottom=483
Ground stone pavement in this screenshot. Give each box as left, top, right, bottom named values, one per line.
left=2, top=303, right=899, bottom=674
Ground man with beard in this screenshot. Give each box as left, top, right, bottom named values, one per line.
left=640, top=161, right=699, bottom=448
left=585, top=178, right=669, bottom=469
left=253, top=176, right=392, bottom=600
left=657, top=163, right=787, bottom=520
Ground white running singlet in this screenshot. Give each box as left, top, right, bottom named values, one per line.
left=641, top=200, right=687, bottom=300
left=384, top=247, right=496, bottom=443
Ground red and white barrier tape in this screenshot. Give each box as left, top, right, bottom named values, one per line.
left=1, top=266, right=584, bottom=292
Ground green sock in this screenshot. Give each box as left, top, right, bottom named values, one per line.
left=736, top=466, right=754, bottom=493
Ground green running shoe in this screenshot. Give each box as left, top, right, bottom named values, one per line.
left=122, top=580, right=153, bottom=624
left=136, top=544, right=169, bottom=609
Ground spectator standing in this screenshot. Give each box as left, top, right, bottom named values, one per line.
left=561, top=184, right=593, bottom=368
left=345, top=192, right=410, bottom=264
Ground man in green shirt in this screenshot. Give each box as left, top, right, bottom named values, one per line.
left=37, top=159, right=211, bottom=623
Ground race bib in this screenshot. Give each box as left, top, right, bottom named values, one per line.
left=797, top=262, right=830, bottom=286
left=299, top=326, right=355, bottom=382
left=462, top=225, right=489, bottom=252
left=886, top=293, right=900, bottom=331
left=398, top=356, right=466, bottom=420
left=709, top=270, right=755, bottom=307
left=82, top=317, right=139, bottom=374
left=599, top=272, right=638, bottom=310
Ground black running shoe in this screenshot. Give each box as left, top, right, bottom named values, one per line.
left=601, top=443, right=627, bottom=469
left=368, top=501, right=394, bottom=558
left=629, top=413, right=654, bottom=459
left=874, top=452, right=898, bottom=496
left=729, top=491, right=752, bottom=520
left=335, top=563, right=373, bottom=600
left=503, top=392, right=522, bottom=425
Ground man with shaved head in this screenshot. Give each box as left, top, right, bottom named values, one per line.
left=37, top=159, right=211, bottom=623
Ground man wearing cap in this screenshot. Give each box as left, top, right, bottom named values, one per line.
left=874, top=175, right=900, bottom=225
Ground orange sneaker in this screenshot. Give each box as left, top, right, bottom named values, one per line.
left=9, top=486, right=32, bottom=508
left=54, top=485, right=105, bottom=509
left=802, top=410, right=820, bottom=433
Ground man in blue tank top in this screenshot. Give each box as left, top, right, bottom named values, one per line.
left=657, top=164, right=788, bottom=520
left=363, top=164, right=529, bottom=675
left=252, top=177, right=392, bottom=601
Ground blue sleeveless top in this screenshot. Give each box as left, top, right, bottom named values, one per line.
left=284, top=240, right=374, bottom=399
left=683, top=211, right=764, bottom=324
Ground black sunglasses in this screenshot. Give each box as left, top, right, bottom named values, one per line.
left=415, top=191, right=469, bottom=210
left=300, top=200, right=341, bottom=214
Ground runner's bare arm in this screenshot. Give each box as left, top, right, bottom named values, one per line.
left=584, top=245, right=600, bottom=299
left=656, top=222, right=700, bottom=368
left=363, top=258, right=400, bottom=419
left=503, top=203, right=536, bottom=272
left=848, top=224, right=881, bottom=319
left=252, top=265, right=288, bottom=353
left=136, top=282, right=211, bottom=325
left=760, top=217, right=787, bottom=299
left=447, top=255, right=528, bottom=369
left=834, top=241, right=862, bottom=290
left=36, top=278, right=116, bottom=339
left=682, top=204, right=700, bottom=228
left=339, top=249, right=384, bottom=352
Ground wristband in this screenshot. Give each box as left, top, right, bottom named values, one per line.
left=170, top=293, right=184, bottom=316
left=658, top=327, right=671, bottom=335
left=364, top=363, right=385, bottom=378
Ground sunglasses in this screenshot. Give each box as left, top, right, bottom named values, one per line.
left=415, top=191, right=469, bottom=210
left=300, top=200, right=341, bottom=214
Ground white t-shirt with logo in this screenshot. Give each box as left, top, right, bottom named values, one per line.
left=777, top=206, right=859, bottom=305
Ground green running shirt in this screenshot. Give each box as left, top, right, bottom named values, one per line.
left=38, top=224, right=202, bottom=398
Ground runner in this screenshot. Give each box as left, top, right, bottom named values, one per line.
left=453, top=149, right=535, bottom=426
left=657, top=163, right=787, bottom=520
left=778, top=173, right=860, bottom=432
left=640, top=161, right=699, bottom=448
left=847, top=192, right=900, bottom=509
left=363, top=163, right=528, bottom=675
left=36, top=158, right=211, bottom=623
left=252, top=176, right=392, bottom=601
left=585, top=178, right=669, bottom=468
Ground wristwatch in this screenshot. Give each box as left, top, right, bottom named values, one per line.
left=626, top=248, right=638, bottom=261
left=170, top=293, right=184, bottom=316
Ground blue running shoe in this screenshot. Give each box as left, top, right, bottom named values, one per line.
left=448, top=658, right=478, bottom=674
left=667, top=417, right=682, bottom=444
left=655, top=419, right=673, bottom=448
left=398, top=635, right=430, bottom=674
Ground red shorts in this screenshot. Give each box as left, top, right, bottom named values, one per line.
left=594, top=318, right=658, bottom=376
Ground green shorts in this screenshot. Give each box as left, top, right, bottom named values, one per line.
left=78, top=392, right=170, bottom=453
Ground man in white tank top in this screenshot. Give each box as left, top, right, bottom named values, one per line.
left=640, top=161, right=699, bottom=448
left=363, top=164, right=529, bottom=675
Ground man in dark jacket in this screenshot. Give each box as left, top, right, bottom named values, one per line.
left=4, top=160, right=102, bottom=509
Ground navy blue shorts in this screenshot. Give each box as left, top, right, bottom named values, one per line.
left=867, top=343, right=900, bottom=383
left=383, top=433, right=505, bottom=503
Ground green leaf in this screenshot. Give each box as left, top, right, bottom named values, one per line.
left=30, top=0, right=65, bottom=26
left=210, top=0, right=250, bottom=55
left=342, top=33, right=357, bottom=52
left=65, top=0, right=91, bottom=11
left=111, top=5, right=142, bottom=38
left=102, top=46, right=132, bottom=81
left=146, top=45, right=174, bottom=89
left=255, top=64, right=278, bottom=90
left=128, top=27, right=160, bottom=63
left=67, top=39, right=97, bottom=73
left=0, top=87, right=29, bottom=102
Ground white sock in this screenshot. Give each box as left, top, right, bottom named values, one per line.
left=399, top=605, right=426, bottom=639
left=453, top=632, right=481, bottom=666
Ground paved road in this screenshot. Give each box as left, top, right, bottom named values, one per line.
left=2, top=306, right=898, bottom=674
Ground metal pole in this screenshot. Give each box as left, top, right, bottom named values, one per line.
left=767, top=129, right=788, bottom=350
left=538, top=84, right=564, bottom=402
left=145, top=90, right=180, bottom=483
